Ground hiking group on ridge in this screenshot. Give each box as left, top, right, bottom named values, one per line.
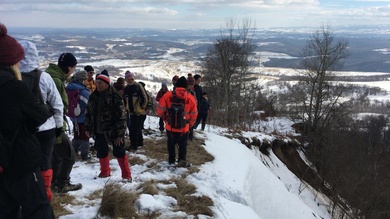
left=0, top=22, right=211, bottom=218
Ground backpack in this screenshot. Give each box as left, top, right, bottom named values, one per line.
left=65, top=89, right=81, bottom=118
left=145, top=91, right=154, bottom=111
left=22, top=70, right=54, bottom=116
left=167, top=91, right=186, bottom=129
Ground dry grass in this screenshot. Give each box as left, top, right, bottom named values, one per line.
left=98, top=182, right=138, bottom=219
left=52, top=193, right=77, bottom=218
left=164, top=178, right=214, bottom=216
left=137, top=180, right=159, bottom=195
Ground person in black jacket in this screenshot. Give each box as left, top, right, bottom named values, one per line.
left=194, top=92, right=211, bottom=131
left=0, top=23, right=54, bottom=219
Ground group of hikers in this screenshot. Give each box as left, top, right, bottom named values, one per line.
left=0, top=22, right=210, bottom=218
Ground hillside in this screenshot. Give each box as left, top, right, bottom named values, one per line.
left=56, top=116, right=334, bottom=219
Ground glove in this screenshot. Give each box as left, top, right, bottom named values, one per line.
left=55, top=127, right=62, bottom=137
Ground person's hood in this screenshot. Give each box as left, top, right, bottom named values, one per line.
left=174, top=87, right=188, bottom=99
left=19, top=40, right=39, bottom=73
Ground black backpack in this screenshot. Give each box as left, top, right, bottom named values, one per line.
left=167, top=91, right=186, bottom=129
left=22, top=69, right=54, bottom=116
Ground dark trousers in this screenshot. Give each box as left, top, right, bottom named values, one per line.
left=129, top=115, right=144, bottom=149
left=0, top=168, right=54, bottom=219
left=159, top=117, right=165, bottom=131
left=141, top=114, right=147, bottom=129
left=52, top=132, right=76, bottom=185
left=194, top=113, right=208, bottom=131
left=188, top=126, right=194, bottom=140
left=166, top=131, right=188, bottom=164
left=35, top=129, right=55, bottom=171
left=94, top=133, right=126, bottom=159
left=72, top=123, right=90, bottom=159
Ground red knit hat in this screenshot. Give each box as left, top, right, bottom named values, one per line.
left=0, top=23, right=24, bottom=66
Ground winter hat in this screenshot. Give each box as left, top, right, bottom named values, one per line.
left=116, top=77, right=125, bottom=84
left=72, top=70, right=88, bottom=83
left=96, top=69, right=110, bottom=85
left=187, top=73, right=195, bottom=86
left=0, top=23, right=25, bottom=66
left=161, top=82, right=167, bottom=88
left=175, top=76, right=187, bottom=88
left=172, top=75, right=179, bottom=84
left=84, top=65, right=94, bottom=73
left=125, top=70, right=134, bottom=79
left=202, top=91, right=207, bottom=96
left=58, top=53, right=77, bottom=68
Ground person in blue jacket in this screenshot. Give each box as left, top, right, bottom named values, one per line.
left=66, top=70, right=91, bottom=161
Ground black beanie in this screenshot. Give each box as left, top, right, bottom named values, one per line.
left=84, top=65, right=94, bottom=72
left=58, top=53, right=77, bottom=67
left=176, top=76, right=187, bottom=88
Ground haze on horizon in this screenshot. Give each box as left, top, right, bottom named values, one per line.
left=2, top=0, right=390, bottom=30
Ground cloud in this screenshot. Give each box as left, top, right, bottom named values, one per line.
left=1, top=0, right=390, bottom=29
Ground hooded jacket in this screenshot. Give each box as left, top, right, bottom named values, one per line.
left=45, top=63, right=69, bottom=113
left=156, top=87, right=198, bottom=133
left=19, top=40, right=64, bottom=132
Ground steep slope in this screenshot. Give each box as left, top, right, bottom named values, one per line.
left=57, top=116, right=333, bottom=219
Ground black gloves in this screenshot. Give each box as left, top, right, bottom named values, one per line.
left=55, top=127, right=62, bottom=137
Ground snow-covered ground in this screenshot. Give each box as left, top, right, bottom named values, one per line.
left=60, top=116, right=332, bottom=219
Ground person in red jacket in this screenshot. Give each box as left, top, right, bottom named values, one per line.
left=156, top=76, right=197, bottom=167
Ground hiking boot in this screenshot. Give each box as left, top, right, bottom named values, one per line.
left=122, top=177, right=132, bottom=183
left=61, top=182, right=82, bottom=192
left=176, top=160, right=191, bottom=168
left=52, top=181, right=82, bottom=193
left=81, top=154, right=92, bottom=161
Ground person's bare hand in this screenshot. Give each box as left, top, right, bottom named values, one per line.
left=114, top=137, right=123, bottom=146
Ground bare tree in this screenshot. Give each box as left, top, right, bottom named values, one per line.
left=298, top=25, right=349, bottom=136
left=201, top=18, right=257, bottom=127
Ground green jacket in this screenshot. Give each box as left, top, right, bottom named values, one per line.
left=45, top=64, right=68, bottom=112
left=45, top=63, right=68, bottom=143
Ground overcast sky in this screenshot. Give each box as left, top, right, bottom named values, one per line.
left=2, top=0, right=390, bottom=29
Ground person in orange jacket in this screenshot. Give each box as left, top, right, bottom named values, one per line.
left=156, top=76, right=198, bottom=167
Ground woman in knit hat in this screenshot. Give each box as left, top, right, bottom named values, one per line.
left=0, top=23, right=54, bottom=218
left=66, top=70, right=91, bottom=162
